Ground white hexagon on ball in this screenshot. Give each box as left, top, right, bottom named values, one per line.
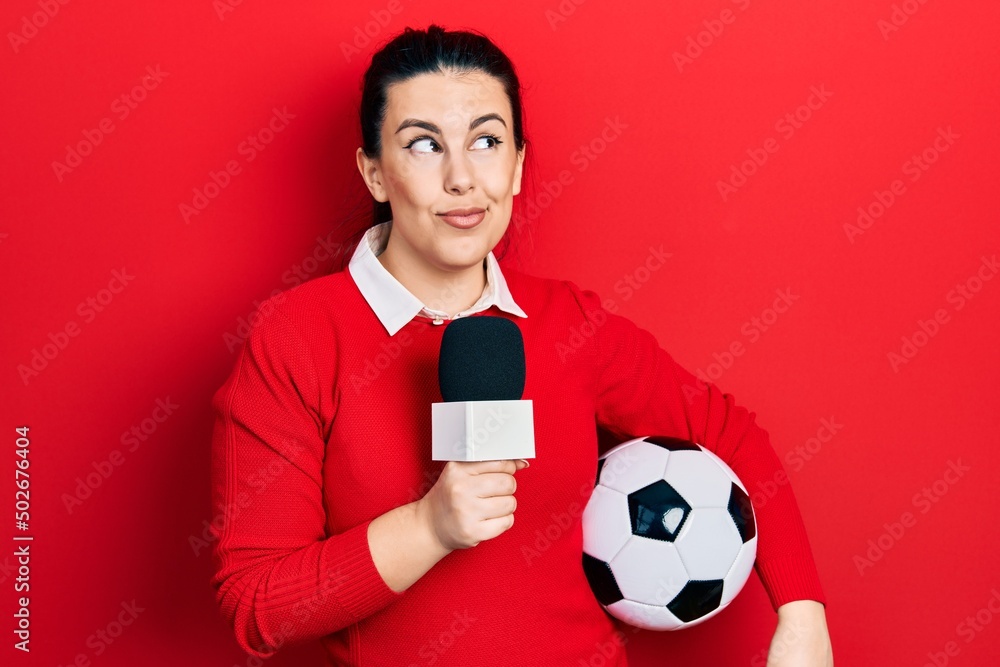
left=674, top=507, right=742, bottom=581
left=598, top=440, right=670, bottom=496
left=582, top=485, right=632, bottom=563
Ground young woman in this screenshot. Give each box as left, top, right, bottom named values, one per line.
left=210, top=24, right=833, bottom=666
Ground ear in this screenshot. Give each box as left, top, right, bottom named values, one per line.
left=356, top=147, right=389, bottom=202
left=512, top=144, right=525, bottom=196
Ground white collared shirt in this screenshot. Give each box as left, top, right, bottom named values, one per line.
left=347, top=220, right=528, bottom=336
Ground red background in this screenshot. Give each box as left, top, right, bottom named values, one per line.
left=3, top=1, right=998, bottom=665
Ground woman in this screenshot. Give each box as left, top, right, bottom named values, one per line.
left=210, top=24, right=833, bottom=666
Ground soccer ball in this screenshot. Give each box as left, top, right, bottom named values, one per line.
left=582, top=435, right=757, bottom=630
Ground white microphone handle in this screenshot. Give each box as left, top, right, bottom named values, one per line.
left=431, top=399, right=535, bottom=461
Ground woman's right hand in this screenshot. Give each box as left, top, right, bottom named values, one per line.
left=417, top=459, right=529, bottom=551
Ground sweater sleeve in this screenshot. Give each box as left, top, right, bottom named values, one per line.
left=564, top=280, right=826, bottom=612
left=209, top=304, right=404, bottom=657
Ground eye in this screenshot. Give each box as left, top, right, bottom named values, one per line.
left=473, top=134, right=503, bottom=150
left=405, top=136, right=439, bottom=154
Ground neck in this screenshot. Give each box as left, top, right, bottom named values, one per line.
left=376, top=227, right=488, bottom=317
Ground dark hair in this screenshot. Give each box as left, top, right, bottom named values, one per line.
left=334, top=23, right=534, bottom=273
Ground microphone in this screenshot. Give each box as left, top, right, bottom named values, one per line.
left=431, top=315, right=536, bottom=462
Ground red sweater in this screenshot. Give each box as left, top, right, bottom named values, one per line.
left=209, top=265, right=826, bottom=666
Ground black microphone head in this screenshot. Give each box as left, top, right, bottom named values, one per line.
left=438, top=315, right=525, bottom=402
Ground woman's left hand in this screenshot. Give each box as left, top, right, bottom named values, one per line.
left=766, top=600, right=833, bottom=666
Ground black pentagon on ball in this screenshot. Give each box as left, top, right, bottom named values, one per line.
left=595, top=457, right=605, bottom=488
left=627, top=480, right=692, bottom=542
left=643, top=435, right=702, bottom=451
left=667, top=579, right=725, bottom=622
left=727, top=482, right=756, bottom=542
left=582, top=552, right=623, bottom=606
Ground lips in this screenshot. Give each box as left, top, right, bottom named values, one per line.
left=437, top=208, right=486, bottom=229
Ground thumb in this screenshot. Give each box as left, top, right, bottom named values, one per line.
left=515, top=458, right=530, bottom=470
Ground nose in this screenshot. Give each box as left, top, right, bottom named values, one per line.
left=443, top=149, right=474, bottom=194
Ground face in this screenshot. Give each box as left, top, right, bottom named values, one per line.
left=356, top=69, right=525, bottom=275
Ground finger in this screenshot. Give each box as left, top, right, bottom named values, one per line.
left=480, top=472, right=517, bottom=498
left=467, top=459, right=517, bottom=475
left=475, top=472, right=517, bottom=498
left=479, top=495, right=517, bottom=521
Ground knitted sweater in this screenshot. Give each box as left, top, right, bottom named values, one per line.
left=209, top=265, right=826, bottom=666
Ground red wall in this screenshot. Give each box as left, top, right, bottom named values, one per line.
left=3, top=1, right=998, bottom=665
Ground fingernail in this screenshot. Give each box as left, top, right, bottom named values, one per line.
left=519, top=459, right=530, bottom=468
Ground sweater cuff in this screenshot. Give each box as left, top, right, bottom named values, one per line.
left=755, top=557, right=827, bottom=612
left=319, top=518, right=406, bottom=623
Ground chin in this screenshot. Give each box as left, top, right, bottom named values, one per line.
left=437, top=245, right=489, bottom=270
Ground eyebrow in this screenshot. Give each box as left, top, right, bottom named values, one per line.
left=394, top=113, right=507, bottom=135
